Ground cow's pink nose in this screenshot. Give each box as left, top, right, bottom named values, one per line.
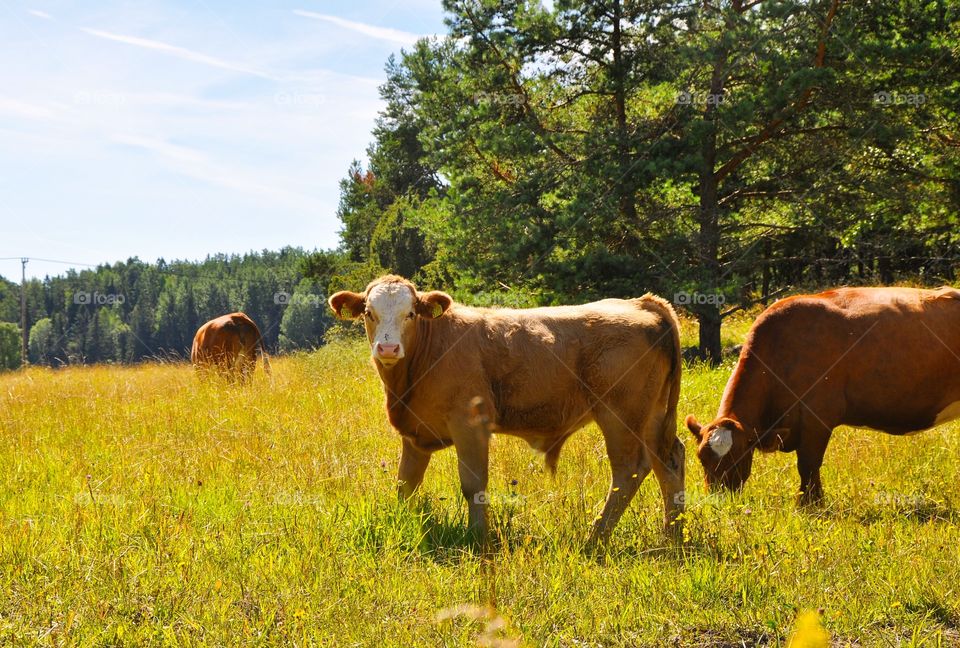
left=376, top=342, right=400, bottom=358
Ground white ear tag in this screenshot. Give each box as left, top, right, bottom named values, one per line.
left=708, top=427, right=733, bottom=457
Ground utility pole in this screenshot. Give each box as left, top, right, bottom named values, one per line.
left=20, top=258, right=28, bottom=367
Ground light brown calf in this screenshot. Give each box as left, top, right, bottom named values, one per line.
left=330, top=275, right=684, bottom=544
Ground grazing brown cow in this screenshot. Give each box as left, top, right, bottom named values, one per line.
left=686, top=286, right=960, bottom=503
left=329, top=275, right=685, bottom=544
left=191, top=312, right=271, bottom=380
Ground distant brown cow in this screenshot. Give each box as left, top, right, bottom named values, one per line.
left=329, top=275, right=685, bottom=544
left=191, top=312, right=271, bottom=380
left=686, top=287, right=960, bottom=503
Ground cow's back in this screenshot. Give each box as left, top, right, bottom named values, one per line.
left=464, top=297, right=679, bottom=434
left=192, top=312, right=260, bottom=369
left=737, top=287, right=960, bottom=434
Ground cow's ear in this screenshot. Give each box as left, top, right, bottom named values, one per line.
left=329, top=291, right=365, bottom=319
left=715, top=417, right=741, bottom=433
left=685, top=415, right=702, bottom=439
left=416, top=291, right=453, bottom=319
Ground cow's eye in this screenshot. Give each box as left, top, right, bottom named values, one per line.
left=364, top=310, right=374, bottom=320
left=406, top=312, right=416, bottom=320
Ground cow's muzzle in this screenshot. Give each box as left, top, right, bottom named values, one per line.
left=374, top=342, right=403, bottom=365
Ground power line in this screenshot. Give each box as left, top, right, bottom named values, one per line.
left=13, top=257, right=99, bottom=267
left=2, top=256, right=305, bottom=287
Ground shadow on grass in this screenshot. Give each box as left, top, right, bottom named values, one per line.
left=346, top=497, right=682, bottom=563
left=812, top=493, right=958, bottom=525
left=345, top=498, right=496, bottom=562
left=904, top=596, right=960, bottom=629
left=677, top=628, right=776, bottom=648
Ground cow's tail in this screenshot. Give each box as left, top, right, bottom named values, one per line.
left=659, top=297, right=683, bottom=450
left=636, top=294, right=682, bottom=449
left=257, top=336, right=272, bottom=376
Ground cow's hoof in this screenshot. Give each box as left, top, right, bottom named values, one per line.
left=796, top=491, right=825, bottom=508
left=583, top=539, right=609, bottom=562
left=664, top=519, right=684, bottom=543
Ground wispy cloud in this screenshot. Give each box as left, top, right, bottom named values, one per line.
left=293, top=10, right=422, bottom=47
left=110, top=133, right=324, bottom=210
left=80, top=27, right=274, bottom=79
left=28, top=9, right=52, bottom=20
left=0, top=96, right=58, bottom=121
left=111, top=133, right=207, bottom=165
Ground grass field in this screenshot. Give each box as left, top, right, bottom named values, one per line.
left=1, top=317, right=959, bottom=645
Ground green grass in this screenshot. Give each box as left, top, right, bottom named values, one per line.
left=1, top=331, right=958, bottom=645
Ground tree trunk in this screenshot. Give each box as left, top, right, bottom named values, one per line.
left=610, top=0, right=637, bottom=225
left=878, top=255, right=892, bottom=283
left=696, top=31, right=728, bottom=366
left=761, top=239, right=772, bottom=306
left=697, top=172, right=722, bottom=364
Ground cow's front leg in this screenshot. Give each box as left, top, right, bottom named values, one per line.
left=451, top=421, right=490, bottom=541
left=398, top=437, right=432, bottom=499
left=796, top=429, right=831, bottom=506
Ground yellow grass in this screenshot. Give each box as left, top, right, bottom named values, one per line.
left=0, top=337, right=958, bottom=645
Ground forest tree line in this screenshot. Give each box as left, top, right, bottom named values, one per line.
left=0, top=250, right=336, bottom=367
left=1, top=0, right=958, bottom=368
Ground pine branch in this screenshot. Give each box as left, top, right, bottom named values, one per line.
left=713, top=0, right=842, bottom=183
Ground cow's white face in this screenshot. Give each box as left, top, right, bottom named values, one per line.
left=329, top=278, right=453, bottom=370
left=685, top=415, right=754, bottom=491
left=363, top=282, right=417, bottom=367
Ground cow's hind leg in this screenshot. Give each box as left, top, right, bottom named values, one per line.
left=397, top=437, right=431, bottom=499
left=651, top=435, right=685, bottom=538
left=587, top=407, right=653, bottom=547
left=236, top=350, right=255, bottom=383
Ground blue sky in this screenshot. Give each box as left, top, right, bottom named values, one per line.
left=0, top=0, right=447, bottom=280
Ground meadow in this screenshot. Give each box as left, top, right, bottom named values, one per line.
left=0, top=317, right=958, bottom=646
